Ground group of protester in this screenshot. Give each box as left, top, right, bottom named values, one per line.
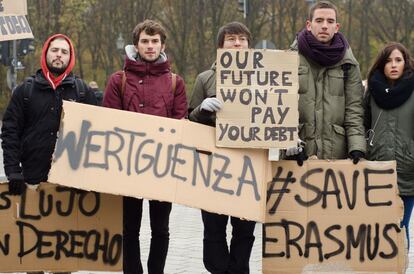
left=1, top=0, right=413, bottom=273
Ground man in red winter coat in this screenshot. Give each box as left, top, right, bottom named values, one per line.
left=103, top=20, right=187, bottom=274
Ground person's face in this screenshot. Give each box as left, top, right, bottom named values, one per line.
left=46, top=38, right=70, bottom=75
left=306, top=8, right=339, bottom=44
left=222, top=33, right=249, bottom=49
left=135, top=32, right=165, bottom=62
left=384, top=49, right=405, bottom=82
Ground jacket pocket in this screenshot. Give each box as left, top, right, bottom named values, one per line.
left=327, top=69, right=345, bottom=96
left=331, top=124, right=347, bottom=159
left=298, top=66, right=309, bottom=94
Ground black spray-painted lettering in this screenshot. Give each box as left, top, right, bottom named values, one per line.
left=192, top=149, right=213, bottom=187
left=291, top=167, right=392, bottom=209
left=253, top=51, right=264, bottom=69
left=267, top=166, right=296, bottom=215
left=304, top=221, right=323, bottom=262
left=220, top=52, right=232, bottom=68
left=220, top=88, right=237, bottom=103
left=170, top=143, right=191, bottom=182
left=56, top=120, right=262, bottom=201
left=236, top=156, right=260, bottom=201
left=0, top=190, right=11, bottom=210
left=273, top=89, right=288, bottom=105
left=220, top=51, right=264, bottom=70
left=0, top=233, right=10, bottom=255
left=20, top=186, right=101, bottom=220
left=263, top=127, right=296, bottom=141
left=251, top=106, right=289, bottom=124
left=220, top=70, right=291, bottom=86
left=263, top=220, right=399, bottom=261
left=282, top=71, right=293, bottom=86
left=17, top=221, right=122, bottom=265
left=364, top=168, right=394, bottom=207
left=323, top=224, right=344, bottom=260
left=218, top=124, right=262, bottom=142
left=211, top=153, right=233, bottom=195
left=235, top=51, right=248, bottom=69
left=55, top=120, right=92, bottom=170
left=116, top=128, right=146, bottom=175
left=239, top=88, right=267, bottom=105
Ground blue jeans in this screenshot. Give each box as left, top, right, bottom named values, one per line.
left=400, top=195, right=414, bottom=250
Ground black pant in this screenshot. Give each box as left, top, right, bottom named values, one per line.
left=201, top=210, right=256, bottom=274
left=123, top=196, right=172, bottom=274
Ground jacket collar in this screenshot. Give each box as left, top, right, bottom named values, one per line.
left=123, top=45, right=170, bottom=75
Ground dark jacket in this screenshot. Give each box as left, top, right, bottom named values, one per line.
left=103, top=47, right=187, bottom=119
left=188, top=62, right=216, bottom=126
left=364, top=84, right=414, bottom=196
left=1, top=69, right=97, bottom=184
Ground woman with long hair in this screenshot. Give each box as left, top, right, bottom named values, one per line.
left=365, top=42, right=414, bottom=248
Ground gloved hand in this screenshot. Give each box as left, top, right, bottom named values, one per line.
left=349, top=150, right=365, bottom=165
left=8, top=173, right=27, bottom=195
left=200, top=97, right=223, bottom=112
left=285, top=139, right=308, bottom=166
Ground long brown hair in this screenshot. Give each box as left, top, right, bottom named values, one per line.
left=367, top=42, right=414, bottom=82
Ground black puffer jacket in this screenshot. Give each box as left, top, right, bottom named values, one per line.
left=1, top=69, right=97, bottom=184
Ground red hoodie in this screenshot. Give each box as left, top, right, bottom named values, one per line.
left=40, top=34, right=75, bottom=90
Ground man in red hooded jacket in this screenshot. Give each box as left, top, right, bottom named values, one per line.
left=1, top=34, right=97, bottom=197
left=103, top=20, right=187, bottom=274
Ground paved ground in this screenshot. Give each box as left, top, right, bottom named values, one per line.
left=79, top=203, right=262, bottom=274
left=4, top=204, right=414, bottom=274
left=76, top=202, right=414, bottom=274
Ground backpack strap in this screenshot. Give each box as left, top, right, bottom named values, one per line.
left=116, top=70, right=126, bottom=109
left=121, top=70, right=126, bottom=97
left=171, top=73, right=177, bottom=94
left=74, top=77, right=87, bottom=103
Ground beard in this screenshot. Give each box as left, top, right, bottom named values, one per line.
left=47, top=60, right=68, bottom=75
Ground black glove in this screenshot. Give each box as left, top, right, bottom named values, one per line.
left=349, top=150, right=365, bottom=165
left=8, top=173, right=26, bottom=195
left=286, top=149, right=308, bottom=166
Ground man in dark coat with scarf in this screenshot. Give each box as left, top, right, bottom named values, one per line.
left=1, top=33, right=96, bottom=274
left=1, top=34, right=97, bottom=196
left=287, top=0, right=366, bottom=163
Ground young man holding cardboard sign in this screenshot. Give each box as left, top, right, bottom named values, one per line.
left=287, top=0, right=366, bottom=164
left=189, top=22, right=256, bottom=274
left=103, top=19, right=187, bottom=274
left=1, top=33, right=97, bottom=274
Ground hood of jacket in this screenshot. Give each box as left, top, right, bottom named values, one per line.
left=34, top=69, right=75, bottom=90
left=123, top=44, right=170, bottom=76
left=290, top=37, right=359, bottom=67
left=41, top=34, right=76, bottom=90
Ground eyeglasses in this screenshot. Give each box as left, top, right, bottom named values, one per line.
left=224, top=35, right=248, bottom=43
